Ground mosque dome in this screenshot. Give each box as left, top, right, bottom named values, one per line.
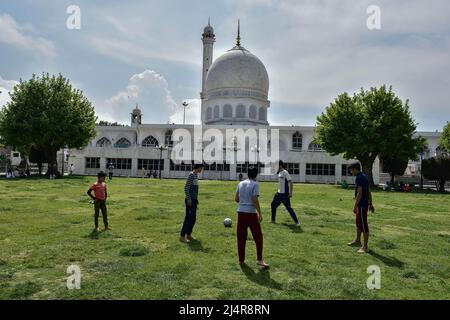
left=205, top=46, right=269, bottom=99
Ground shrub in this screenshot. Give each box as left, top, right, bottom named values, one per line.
left=422, top=157, right=450, bottom=192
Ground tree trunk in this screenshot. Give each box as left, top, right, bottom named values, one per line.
left=46, top=150, right=57, bottom=178
left=390, top=172, right=395, bottom=185
left=38, top=162, right=42, bottom=175
left=439, top=180, right=446, bottom=192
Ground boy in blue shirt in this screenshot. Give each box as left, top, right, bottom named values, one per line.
left=347, top=163, right=375, bottom=253
left=235, top=166, right=269, bottom=267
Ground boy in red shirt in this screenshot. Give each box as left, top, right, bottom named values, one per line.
left=87, top=171, right=111, bottom=232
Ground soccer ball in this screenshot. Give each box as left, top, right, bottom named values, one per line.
left=224, top=218, right=232, bottom=228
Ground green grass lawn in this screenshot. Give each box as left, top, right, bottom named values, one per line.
left=0, top=177, right=449, bottom=300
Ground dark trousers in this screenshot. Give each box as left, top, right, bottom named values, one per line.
left=109, top=172, right=113, bottom=180
left=271, top=193, right=299, bottom=223
left=180, top=199, right=198, bottom=237
left=94, top=199, right=108, bottom=228
left=237, top=213, right=263, bottom=262
left=356, top=206, right=370, bottom=233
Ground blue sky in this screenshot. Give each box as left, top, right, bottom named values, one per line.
left=1, top=0, right=449, bottom=131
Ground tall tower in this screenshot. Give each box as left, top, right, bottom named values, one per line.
left=201, top=18, right=215, bottom=101
left=131, top=104, right=142, bottom=126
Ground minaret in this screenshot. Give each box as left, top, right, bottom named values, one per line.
left=131, top=104, right=142, bottom=126
left=201, top=18, right=215, bottom=101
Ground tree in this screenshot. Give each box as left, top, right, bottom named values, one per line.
left=380, top=155, right=409, bottom=185
left=0, top=73, right=97, bottom=176
left=316, top=85, right=426, bottom=186
left=440, top=122, right=450, bottom=152
left=422, top=157, right=450, bottom=192
left=97, top=120, right=126, bottom=127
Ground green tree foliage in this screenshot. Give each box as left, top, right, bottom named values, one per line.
left=380, top=155, right=409, bottom=185
left=316, top=85, right=426, bottom=186
left=422, top=157, right=450, bottom=192
left=0, top=73, right=97, bottom=176
left=440, top=122, right=450, bottom=152
left=97, top=120, right=126, bottom=127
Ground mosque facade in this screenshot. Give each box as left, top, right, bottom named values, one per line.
left=69, top=22, right=441, bottom=184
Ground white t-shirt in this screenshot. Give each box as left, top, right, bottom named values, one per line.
left=278, top=169, right=292, bottom=194
left=236, top=179, right=260, bottom=213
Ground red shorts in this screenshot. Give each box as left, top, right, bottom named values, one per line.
left=356, top=206, right=369, bottom=233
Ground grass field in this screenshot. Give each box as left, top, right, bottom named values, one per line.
left=0, top=177, right=449, bottom=300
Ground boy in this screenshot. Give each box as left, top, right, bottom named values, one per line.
left=270, top=160, right=300, bottom=226
left=235, top=166, right=269, bottom=267
left=87, top=171, right=111, bottom=232
left=180, top=163, right=204, bottom=243
left=347, top=163, right=375, bottom=253
left=108, top=163, right=114, bottom=180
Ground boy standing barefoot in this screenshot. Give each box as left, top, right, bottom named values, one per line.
left=235, top=166, right=269, bottom=268
left=87, top=171, right=111, bottom=232
left=180, top=163, right=204, bottom=243
left=347, top=163, right=375, bottom=253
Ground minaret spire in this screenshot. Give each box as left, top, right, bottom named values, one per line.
left=236, top=19, right=241, bottom=46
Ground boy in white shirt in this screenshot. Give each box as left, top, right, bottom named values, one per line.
left=271, top=160, right=300, bottom=226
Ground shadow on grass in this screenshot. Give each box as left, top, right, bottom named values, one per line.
left=281, top=223, right=303, bottom=234
left=87, top=229, right=100, bottom=240
left=240, top=263, right=282, bottom=290
left=87, top=229, right=109, bottom=240
left=369, top=250, right=405, bottom=269
left=188, top=239, right=210, bottom=253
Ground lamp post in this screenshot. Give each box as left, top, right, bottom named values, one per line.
left=182, top=101, right=189, bottom=125
left=158, top=145, right=168, bottom=179
left=251, top=144, right=260, bottom=171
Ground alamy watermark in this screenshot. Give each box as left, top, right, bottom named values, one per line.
left=366, top=265, right=381, bottom=290
left=367, top=5, right=381, bottom=30
left=66, top=5, right=81, bottom=30
left=67, top=264, right=81, bottom=290
left=170, top=126, right=280, bottom=175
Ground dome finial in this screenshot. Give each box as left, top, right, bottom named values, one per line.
left=208, top=17, right=211, bottom=27
left=236, top=19, right=241, bottom=47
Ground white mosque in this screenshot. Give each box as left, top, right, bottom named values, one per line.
left=68, top=21, right=442, bottom=184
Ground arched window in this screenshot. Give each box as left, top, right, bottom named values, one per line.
left=223, top=104, right=232, bottom=118
left=249, top=105, right=257, bottom=119
left=114, top=137, right=131, bottom=148
left=236, top=104, right=245, bottom=118
left=142, top=136, right=159, bottom=147
left=206, top=107, right=212, bottom=120
left=165, top=130, right=173, bottom=147
left=214, top=105, right=220, bottom=119
left=292, top=132, right=303, bottom=150
left=308, top=141, right=324, bottom=152
left=96, top=137, right=111, bottom=148
left=258, top=107, right=266, bottom=121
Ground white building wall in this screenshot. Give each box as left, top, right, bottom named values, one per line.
left=68, top=124, right=395, bottom=185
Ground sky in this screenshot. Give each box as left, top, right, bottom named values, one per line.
left=0, top=0, right=449, bottom=131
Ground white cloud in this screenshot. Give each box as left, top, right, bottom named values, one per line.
left=229, top=0, right=450, bottom=119
left=0, top=14, right=56, bottom=59
left=0, top=76, right=19, bottom=108
left=97, top=69, right=198, bottom=125
left=88, top=14, right=200, bottom=68
left=169, top=98, right=201, bottom=125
